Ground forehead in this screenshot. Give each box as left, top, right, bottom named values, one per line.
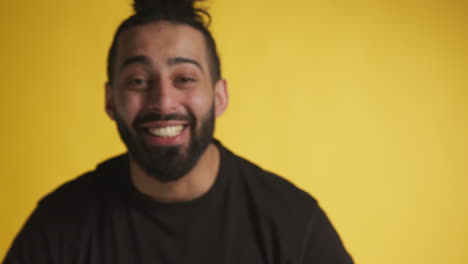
left=115, top=21, right=209, bottom=68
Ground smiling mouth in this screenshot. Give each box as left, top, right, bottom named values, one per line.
left=147, top=125, right=185, bottom=137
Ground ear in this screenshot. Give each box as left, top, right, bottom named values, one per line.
left=214, top=79, right=229, bottom=118
left=105, top=82, right=116, bottom=120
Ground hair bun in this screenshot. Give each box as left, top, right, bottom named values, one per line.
left=133, top=0, right=200, bottom=14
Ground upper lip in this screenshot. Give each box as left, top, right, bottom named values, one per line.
left=140, top=121, right=189, bottom=129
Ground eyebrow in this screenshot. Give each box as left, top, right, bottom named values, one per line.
left=168, top=57, right=204, bottom=72
left=119, top=55, right=203, bottom=72
left=120, top=55, right=152, bottom=70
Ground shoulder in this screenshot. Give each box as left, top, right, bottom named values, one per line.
left=36, top=154, right=128, bottom=216
left=219, top=143, right=353, bottom=262
left=4, top=155, right=129, bottom=263
left=241, top=156, right=315, bottom=206
left=40, top=170, right=98, bottom=205
left=219, top=142, right=319, bottom=220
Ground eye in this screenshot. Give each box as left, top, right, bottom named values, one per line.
left=176, top=76, right=196, bottom=84
left=126, top=78, right=149, bottom=90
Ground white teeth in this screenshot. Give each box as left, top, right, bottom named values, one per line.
left=148, top=125, right=184, bottom=137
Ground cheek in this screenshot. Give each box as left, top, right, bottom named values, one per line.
left=186, top=90, right=214, bottom=116
left=114, top=91, right=144, bottom=123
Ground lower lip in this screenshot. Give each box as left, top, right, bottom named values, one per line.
left=143, top=126, right=189, bottom=146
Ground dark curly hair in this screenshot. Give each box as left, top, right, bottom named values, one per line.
left=107, top=0, right=221, bottom=84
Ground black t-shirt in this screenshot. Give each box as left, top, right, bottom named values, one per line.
left=4, top=141, right=353, bottom=264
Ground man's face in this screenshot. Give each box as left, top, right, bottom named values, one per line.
left=106, top=21, right=228, bottom=182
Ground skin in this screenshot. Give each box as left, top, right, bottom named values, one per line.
left=105, top=21, right=229, bottom=203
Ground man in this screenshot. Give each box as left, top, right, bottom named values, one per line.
left=4, top=0, right=353, bottom=263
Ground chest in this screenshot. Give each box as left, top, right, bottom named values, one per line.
left=70, top=198, right=300, bottom=264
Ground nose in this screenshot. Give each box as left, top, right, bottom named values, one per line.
left=146, top=78, right=179, bottom=114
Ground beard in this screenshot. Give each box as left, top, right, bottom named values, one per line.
left=114, top=104, right=215, bottom=182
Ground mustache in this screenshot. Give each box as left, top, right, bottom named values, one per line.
left=133, top=112, right=195, bottom=127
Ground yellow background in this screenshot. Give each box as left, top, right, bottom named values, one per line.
left=1, top=0, right=467, bottom=263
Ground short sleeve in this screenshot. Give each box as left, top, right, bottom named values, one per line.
left=3, top=204, right=55, bottom=264
left=298, top=204, right=354, bottom=264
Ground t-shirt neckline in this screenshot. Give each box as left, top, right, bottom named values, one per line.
left=122, top=139, right=230, bottom=212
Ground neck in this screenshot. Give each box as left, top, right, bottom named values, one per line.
left=128, top=143, right=221, bottom=203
